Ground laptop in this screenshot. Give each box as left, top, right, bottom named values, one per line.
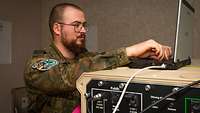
left=127, top=0, right=195, bottom=70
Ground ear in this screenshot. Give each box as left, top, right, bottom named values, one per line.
left=53, top=23, right=61, bottom=35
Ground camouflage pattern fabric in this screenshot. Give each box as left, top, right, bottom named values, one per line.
left=24, top=42, right=130, bottom=113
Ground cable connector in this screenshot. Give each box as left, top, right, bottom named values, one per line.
left=161, top=63, right=166, bottom=68
left=93, top=93, right=102, bottom=100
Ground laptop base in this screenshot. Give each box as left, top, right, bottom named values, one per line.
left=126, top=57, right=191, bottom=70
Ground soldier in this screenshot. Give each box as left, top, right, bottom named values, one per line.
left=24, top=3, right=171, bottom=113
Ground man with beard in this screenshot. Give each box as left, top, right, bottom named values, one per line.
left=24, top=3, right=172, bottom=113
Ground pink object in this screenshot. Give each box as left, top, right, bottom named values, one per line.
left=72, top=104, right=81, bottom=113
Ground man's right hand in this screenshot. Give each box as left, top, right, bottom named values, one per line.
left=126, top=39, right=172, bottom=61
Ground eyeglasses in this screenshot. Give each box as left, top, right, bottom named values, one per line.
left=57, top=21, right=88, bottom=33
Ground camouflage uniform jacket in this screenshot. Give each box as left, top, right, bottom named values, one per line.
left=24, top=42, right=130, bottom=113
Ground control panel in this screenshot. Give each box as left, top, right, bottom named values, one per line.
left=86, top=80, right=200, bottom=113
left=76, top=60, right=200, bottom=113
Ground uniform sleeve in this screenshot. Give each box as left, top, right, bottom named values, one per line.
left=24, top=47, right=130, bottom=95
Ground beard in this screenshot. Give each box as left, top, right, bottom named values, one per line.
left=61, top=32, right=86, bottom=55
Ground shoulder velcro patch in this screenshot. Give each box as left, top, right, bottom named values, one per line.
left=32, top=50, right=47, bottom=57
left=32, top=59, right=59, bottom=71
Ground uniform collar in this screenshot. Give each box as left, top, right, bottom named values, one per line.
left=48, top=42, right=69, bottom=62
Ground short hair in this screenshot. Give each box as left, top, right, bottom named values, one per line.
left=49, top=3, right=83, bottom=36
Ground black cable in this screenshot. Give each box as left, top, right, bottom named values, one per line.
left=86, top=100, right=91, bottom=113
left=139, top=80, right=200, bottom=113
left=85, top=94, right=92, bottom=113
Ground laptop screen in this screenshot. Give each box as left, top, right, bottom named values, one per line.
left=174, top=0, right=195, bottom=62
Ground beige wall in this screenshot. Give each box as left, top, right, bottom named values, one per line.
left=193, top=0, right=200, bottom=58
left=0, top=0, right=41, bottom=113
left=41, top=0, right=200, bottom=58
